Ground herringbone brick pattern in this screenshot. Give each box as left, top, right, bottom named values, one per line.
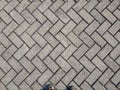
left=0, top=0, right=120, bottom=90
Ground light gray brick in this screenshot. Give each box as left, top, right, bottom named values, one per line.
left=67, top=32, right=82, bottom=47
left=0, top=10, right=12, bottom=24
left=86, top=44, right=100, bottom=59
left=15, top=21, right=30, bottom=36
left=110, top=44, right=120, bottom=59
left=104, top=56, right=119, bottom=72
left=55, top=9, right=70, bottom=23
left=2, top=45, right=17, bottom=60
left=38, top=44, right=53, bottom=59
left=81, top=81, right=93, bottom=90
left=20, top=57, right=34, bottom=73
left=106, top=81, right=118, bottom=90
left=85, top=21, right=99, bottom=35
left=99, top=69, right=114, bottom=85
left=38, top=69, right=53, bottom=86
left=50, top=44, right=64, bottom=60
left=14, top=44, right=29, bottom=60
left=116, top=56, right=120, bottom=65
left=0, top=43, right=5, bottom=55
left=103, top=32, right=118, bottom=47
left=86, top=69, right=102, bottom=85
left=56, top=32, right=71, bottom=47
left=44, top=9, right=58, bottom=24
left=0, top=69, right=5, bottom=81
left=31, top=82, right=42, bottom=90
left=21, top=32, right=35, bottom=48
left=26, top=69, right=41, bottom=85
left=10, top=10, right=24, bottom=24
left=114, top=9, right=120, bottom=19
left=50, top=69, right=65, bottom=84
left=93, top=81, right=106, bottom=90
left=19, top=82, right=32, bottom=90
left=9, top=33, right=23, bottom=48
left=21, top=10, right=36, bottom=24
left=44, top=32, right=59, bottom=47
left=4, top=0, right=18, bottom=13
left=68, top=57, right=83, bottom=72
left=38, top=21, right=52, bottom=36
left=79, top=32, right=94, bottom=47
left=92, top=56, right=107, bottom=71
left=26, top=44, right=41, bottom=60
left=62, top=69, right=76, bottom=85
left=0, top=21, right=6, bottom=33
left=49, top=20, right=64, bottom=35
left=79, top=9, right=94, bottom=23
left=32, top=56, right=47, bottom=72
left=73, top=44, right=89, bottom=59
left=62, top=44, right=76, bottom=60
left=80, top=56, right=95, bottom=72
left=56, top=81, right=66, bottom=90
left=91, top=32, right=106, bottom=47
left=102, top=9, right=117, bottom=23
left=33, top=9, right=47, bottom=24
left=56, top=56, right=71, bottom=72
left=2, top=69, right=17, bottom=85
left=73, top=20, right=88, bottom=35
left=74, top=69, right=89, bottom=85
left=115, top=32, right=120, bottom=42
left=38, top=0, right=52, bottom=12
left=61, top=21, right=76, bottom=35
left=16, top=0, right=30, bottom=13
left=44, top=57, right=59, bottom=73
left=0, top=0, right=7, bottom=10
left=32, top=32, right=47, bottom=48
left=7, top=82, right=19, bottom=90
left=97, top=20, right=111, bottom=35
left=3, top=21, right=18, bottom=36
left=8, top=57, right=22, bottom=73
left=0, top=33, right=11, bottom=48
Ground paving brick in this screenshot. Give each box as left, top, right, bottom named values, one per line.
left=50, top=44, right=64, bottom=60
left=15, top=21, right=30, bottom=36
left=86, top=44, right=100, bottom=59
left=9, top=33, right=23, bottom=48
left=0, top=10, right=12, bottom=24
left=0, top=44, right=6, bottom=55
left=19, top=82, right=32, bottom=90
left=10, top=10, right=24, bottom=24
left=68, top=56, right=83, bottom=72
left=114, top=9, right=120, bottom=19
left=16, top=0, right=30, bottom=13
left=2, top=45, right=17, bottom=60
left=79, top=56, right=95, bottom=72
left=103, top=32, right=118, bottom=47
left=44, top=57, right=59, bottom=73
left=21, top=10, right=36, bottom=24
left=2, top=69, right=17, bottom=85
left=79, top=9, right=94, bottom=23
left=56, top=56, right=71, bottom=72
left=14, top=44, right=29, bottom=60
left=26, top=69, right=41, bottom=85
left=3, top=21, right=18, bottom=36
left=0, top=68, right=5, bottom=79
left=33, top=9, right=47, bottom=24
left=31, top=82, right=42, bottom=90
left=4, top=0, right=18, bottom=13
left=92, top=56, right=107, bottom=71
left=105, top=81, right=119, bottom=90
left=91, top=32, right=106, bottom=47
left=0, top=21, right=6, bottom=33
left=93, top=81, right=106, bottom=90
left=0, top=80, right=6, bottom=90
left=38, top=69, right=53, bottom=86
left=74, top=69, right=89, bottom=85
left=115, top=32, right=120, bottom=42
left=7, top=82, right=19, bottom=90
left=73, top=44, right=89, bottom=59
left=21, top=32, right=35, bottom=48
left=86, top=68, right=102, bottom=85
left=81, top=81, right=93, bottom=90
left=13, top=69, right=29, bottom=85
left=0, top=0, right=7, bottom=10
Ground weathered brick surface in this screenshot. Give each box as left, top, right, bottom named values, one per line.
left=0, top=0, right=120, bottom=90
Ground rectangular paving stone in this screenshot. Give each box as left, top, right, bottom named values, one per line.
left=38, top=69, right=53, bottom=86
left=9, top=33, right=23, bottom=48
left=0, top=44, right=5, bottom=55
left=38, top=44, right=53, bottom=60
left=56, top=56, right=71, bottom=72
left=81, top=82, right=93, bottom=90
left=7, top=82, right=19, bottom=90
left=79, top=56, right=95, bottom=72
left=0, top=68, right=4, bottom=80
left=62, top=44, right=77, bottom=60
left=0, top=21, right=6, bottom=33
left=2, top=45, right=17, bottom=60
left=0, top=0, right=7, bottom=10
left=44, top=57, right=59, bottom=73
left=19, top=82, right=32, bottom=90
left=93, top=81, right=106, bottom=90
left=10, top=10, right=24, bottom=24
left=14, top=44, right=29, bottom=60
left=106, top=81, right=118, bottom=90
left=73, top=44, right=89, bottom=59
left=32, top=56, right=47, bottom=73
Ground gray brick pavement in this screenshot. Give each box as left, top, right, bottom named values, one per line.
left=0, top=0, right=120, bottom=90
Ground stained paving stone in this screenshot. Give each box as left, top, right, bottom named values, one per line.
left=0, top=0, right=120, bottom=90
